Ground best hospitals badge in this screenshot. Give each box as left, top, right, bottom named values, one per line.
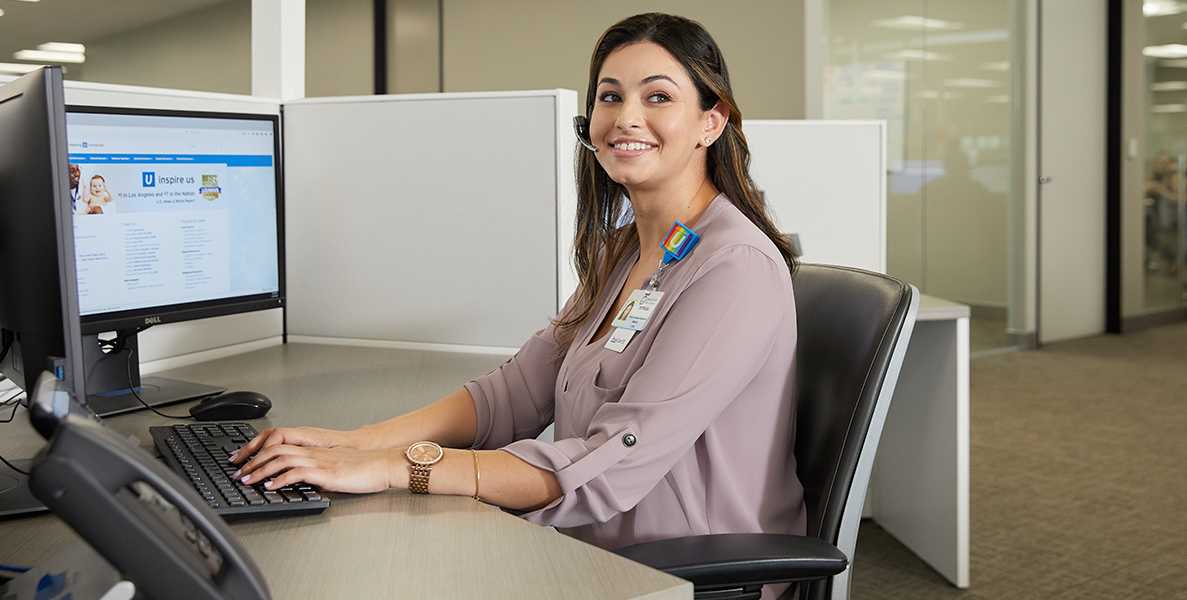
left=200, top=174, right=221, bottom=201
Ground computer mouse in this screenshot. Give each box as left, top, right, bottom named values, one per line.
left=189, top=390, right=272, bottom=421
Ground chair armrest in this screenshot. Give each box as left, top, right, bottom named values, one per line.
left=613, top=533, right=848, bottom=588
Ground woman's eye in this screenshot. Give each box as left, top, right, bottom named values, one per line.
left=647, top=92, right=671, bottom=103
left=599, top=92, right=621, bottom=103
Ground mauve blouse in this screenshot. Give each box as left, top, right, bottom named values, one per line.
left=465, top=194, right=806, bottom=557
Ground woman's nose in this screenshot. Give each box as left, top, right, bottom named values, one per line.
left=616, top=98, right=643, bottom=130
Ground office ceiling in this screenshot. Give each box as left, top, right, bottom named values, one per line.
left=0, top=0, right=229, bottom=67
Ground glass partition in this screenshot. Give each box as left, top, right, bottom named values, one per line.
left=824, top=0, right=1020, bottom=352
left=1142, top=6, right=1187, bottom=310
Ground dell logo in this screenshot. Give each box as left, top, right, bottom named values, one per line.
left=145, top=316, right=162, bottom=325
left=143, top=172, right=156, bottom=187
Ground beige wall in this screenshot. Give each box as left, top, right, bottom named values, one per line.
left=306, top=0, right=374, bottom=97
left=73, top=0, right=805, bottom=119
left=441, top=0, right=804, bottom=119
left=77, top=0, right=252, bottom=94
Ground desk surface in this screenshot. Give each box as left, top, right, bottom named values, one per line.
left=1, top=343, right=690, bottom=600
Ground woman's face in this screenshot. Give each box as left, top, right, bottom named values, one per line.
left=589, top=42, right=724, bottom=194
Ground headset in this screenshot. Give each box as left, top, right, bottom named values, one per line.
left=572, top=115, right=599, bottom=153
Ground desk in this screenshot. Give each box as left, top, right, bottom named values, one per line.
left=870, top=295, right=970, bottom=588
left=0, top=344, right=691, bottom=600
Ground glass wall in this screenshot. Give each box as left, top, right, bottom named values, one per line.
left=824, top=0, right=1020, bottom=351
left=1141, top=4, right=1187, bottom=311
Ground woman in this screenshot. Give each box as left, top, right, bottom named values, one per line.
left=233, top=13, right=805, bottom=595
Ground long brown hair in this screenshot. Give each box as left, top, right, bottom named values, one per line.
left=553, top=12, right=798, bottom=355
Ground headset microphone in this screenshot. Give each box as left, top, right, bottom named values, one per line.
left=573, top=116, right=599, bottom=153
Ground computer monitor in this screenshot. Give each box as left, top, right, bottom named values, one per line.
left=0, top=66, right=86, bottom=517
left=64, top=105, right=285, bottom=416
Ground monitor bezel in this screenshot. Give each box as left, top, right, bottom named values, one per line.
left=64, top=104, right=286, bottom=336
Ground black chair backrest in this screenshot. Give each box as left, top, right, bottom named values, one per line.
left=791, top=264, right=914, bottom=543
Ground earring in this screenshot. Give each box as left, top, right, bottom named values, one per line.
left=706, top=137, right=713, bottom=145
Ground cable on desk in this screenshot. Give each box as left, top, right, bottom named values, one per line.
left=111, top=339, right=197, bottom=421
left=0, top=393, right=23, bottom=423
left=0, top=565, right=31, bottom=573
left=0, top=451, right=28, bottom=475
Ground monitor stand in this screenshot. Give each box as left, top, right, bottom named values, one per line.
left=82, top=330, right=225, bottom=418
left=0, top=460, right=47, bottom=519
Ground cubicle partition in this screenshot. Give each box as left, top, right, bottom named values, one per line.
left=744, top=120, right=887, bottom=274
left=281, top=90, right=578, bottom=353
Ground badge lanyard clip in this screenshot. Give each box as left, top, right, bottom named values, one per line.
left=647, top=221, right=700, bottom=293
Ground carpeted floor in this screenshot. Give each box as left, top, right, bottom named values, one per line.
left=849, top=321, right=1187, bottom=599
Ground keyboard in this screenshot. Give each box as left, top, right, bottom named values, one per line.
left=150, top=423, right=330, bottom=520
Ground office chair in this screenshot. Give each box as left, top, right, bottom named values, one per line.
left=614, top=264, right=919, bottom=600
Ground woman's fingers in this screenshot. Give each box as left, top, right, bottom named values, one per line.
left=228, top=426, right=340, bottom=464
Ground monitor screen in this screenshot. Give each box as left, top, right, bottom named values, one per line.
left=65, top=107, right=284, bottom=334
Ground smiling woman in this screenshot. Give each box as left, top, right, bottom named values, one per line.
left=231, top=13, right=804, bottom=600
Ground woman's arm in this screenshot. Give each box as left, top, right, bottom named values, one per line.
left=231, top=387, right=480, bottom=459
left=234, top=443, right=562, bottom=511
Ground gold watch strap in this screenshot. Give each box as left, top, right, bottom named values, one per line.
left=409, top=464, right=432, bottom=494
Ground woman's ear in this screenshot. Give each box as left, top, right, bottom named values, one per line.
left=702, top=100, right=729, bottom=147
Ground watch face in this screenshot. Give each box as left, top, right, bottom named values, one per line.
left=407, top=441, right=443, bottom=465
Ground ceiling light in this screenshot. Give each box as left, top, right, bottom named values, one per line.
left=1152, top=103, right=1187, bottom=112
left=38, top=42, right=85, bottom=54
left=885, top=49, right=950, bottom=61
left=1145, top=0, right=1187, bottom=17
left=0, top=9, right=5, bottom=17
left=0, top=62, right=46, bottom=75
left=1144, top=44, right=1187, bottom=58
left=1152, top=80, right=1187, bottom=91
left=14, top=50, right=84, bottom=63
left=14, top=43, right=86, bottom=64
left=920, top=90, right=963, bottom=100
left=873, top=16, right=965, bottom=30
left=944, top=78, right=999, bottom=88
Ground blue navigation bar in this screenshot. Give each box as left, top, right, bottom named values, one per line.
left=68, top=154, right=272, bottom=167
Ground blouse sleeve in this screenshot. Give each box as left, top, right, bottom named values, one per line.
left=466, top=322, right=564, bottom=448
left=502, top=245, right=792, bottom=528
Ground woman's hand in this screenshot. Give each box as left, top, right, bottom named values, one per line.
left=229, top=426, right=362, bottom=465
left=233, top=444, right=400, bottom=494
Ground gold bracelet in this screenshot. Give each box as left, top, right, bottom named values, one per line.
left=471, top=449, right=482, bottom=501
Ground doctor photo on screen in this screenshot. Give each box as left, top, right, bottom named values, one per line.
left=232, top=13, right=803, bottom=598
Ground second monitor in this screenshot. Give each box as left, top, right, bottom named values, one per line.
left=65, top=106, right=285, bottom=416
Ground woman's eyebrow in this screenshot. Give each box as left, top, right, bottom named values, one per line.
left=598, top=75, right=679, bottom=87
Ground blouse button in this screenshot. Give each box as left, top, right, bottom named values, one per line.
left=622, top=433, right=637, bottom=447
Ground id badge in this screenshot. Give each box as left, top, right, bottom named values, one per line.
left=610, top=290, right=664, bottom=332
left=604, top=328, right=636, bottom=353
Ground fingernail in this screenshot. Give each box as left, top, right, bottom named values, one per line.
left=231, top=470, right=241, bottom=479
left=228, top=451, right=238, bottom=462
left=241, top=474, right=251, bottom=483
left=264, top=481, right=274, bottom=489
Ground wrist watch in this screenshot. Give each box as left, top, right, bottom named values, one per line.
left=405, top=441, right=444, bottom=494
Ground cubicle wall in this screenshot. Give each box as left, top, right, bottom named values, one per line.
left=282, top=90, right=578, bottom=352
left=744, top=120, right=887, bottom=274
